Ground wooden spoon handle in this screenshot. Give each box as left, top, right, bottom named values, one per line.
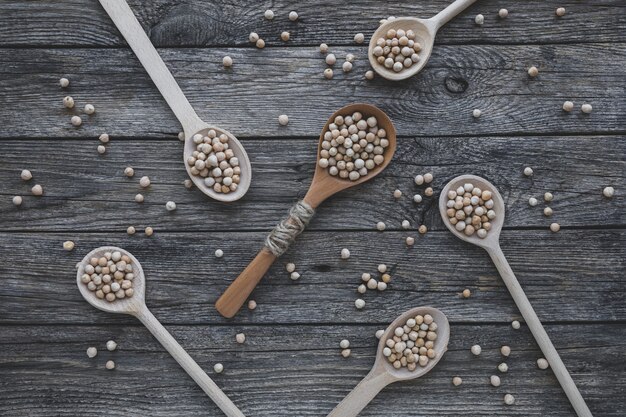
left=99, top=0, right=205, bottom=134
left=327, top=370, right=393, bottom=417
left=216, top=248, right=277, bottom=318
left=430, top=0, right=477, bottom=30
left=486, top=245, right=593, bottom=417
left=135, top=307, right=245, bottom=417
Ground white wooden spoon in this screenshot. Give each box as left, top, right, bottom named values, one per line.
left=76, top=246, right=245, bottom=417
left=368, top=0, right=477, bottom=81
left=439, top=175, right=593, bottom=417
left=327, top=307, right=450, bottom=417
left=99, top=0, right=251, bottom=202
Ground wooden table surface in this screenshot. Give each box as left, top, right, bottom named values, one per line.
left=0, top=1, right=624, bottom=416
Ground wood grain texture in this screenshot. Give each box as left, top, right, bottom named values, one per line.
left=0, top=323, right=623, bottom=416
left=0, top=229, right=623, bottom=325
left=0, top=1, right=625, bottom=47
left=1, top=137, right=623, bottom=231
left=0, top=44, right=624, bottom=138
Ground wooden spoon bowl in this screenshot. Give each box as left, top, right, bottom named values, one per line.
left=76, top=246, right=146, bottom=316
left=215, top=103, right=396, bottom=318
left=438, top=174, right=506, bottom=250
left=327, top=307, right=449, bottom=417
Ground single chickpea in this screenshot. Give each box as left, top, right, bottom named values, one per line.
left=324, top=68, right=334, bottom=79
left=452, top=376, right=463, bottom=386
left=418, top=225, right=427, bottom=234
left=222, top=56, right=233, bottom=67
left=59, top=77, right=70, bottom=88
left=472, top=109, right=481, bottom=118
left=550, top=222, right=560, bottom=232
left=528, top=66, right=539, bottom=77
left=319, top=43, right=329, bottom=53
left=264, top=9, right=274, bottom=20
left=555, top=7, right=566, bottom=17
left=63, top=241, right=75, bottom=251
left=71, top=115, right=82, bottom=126
left=365, top=70, right=374, bottom=80
left=581, top=103, right=593, bottom=114
left=84, top=104, right=95, bottom=114
left=215, top=249, right=224, bottom=258
left=31, top=184, right=43, bottom=196
left=562, top=101, right=574, bottom=112
left=281, top=31, right=290, bottom=42
left=354, top=33, right=365, bottom=44
left=248, top=300, right=257, bottom=310
left=214, top=363, right=224, bottom=373
left=603, top=186, right=615, bottom=198
left=462, top=289, right=471, bottom=298
left=127, top=226, right=136, bottom=235
left=12, top=196, right=23, bottom=206
left=475, top=14, right=484, bottom=25
left=289, top=11, right=299, bottom=21
left=105, top=360, right=115, bottom=370
left=523, top=167, right=533, bottom=176
left=498, top=9, right=508, bottom=18
left=278, top=114, right=289, bottom=126
left=256, top=39, right=265, bottom=49
left=235, top=333, right=246, bottom=344
left=145, top=226, right=154, bottom=236
left=63, top=96, right=75, bottom=108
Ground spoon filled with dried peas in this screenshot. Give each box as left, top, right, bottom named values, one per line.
left=439, top=175, right=593, bottom=417
left=216, top=103, right=396, bottom=318
left=328, top=307, right=450, bottom=417
left=77, top=246, right=245, bottom=417
left=368, top=0, right=477, bottom=81
left=99, top=0, right=251, bottom=202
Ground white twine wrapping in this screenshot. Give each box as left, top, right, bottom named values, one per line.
left=264, top=200, right=315, bottom=257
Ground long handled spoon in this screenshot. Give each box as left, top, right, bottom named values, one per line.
left=216, top=103, right=397, bottom=318
left=99, top=0, right=251, bottom=202
left=368, top=0, right=477, bottom=81
left=439, top=175, right=593, bottom=417
left=328, top=307, right=450, bottom=417
left=77, top=246, right=245, bottom=417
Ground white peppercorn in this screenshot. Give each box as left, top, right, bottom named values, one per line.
left=528, top=66, right=539, bottom=77
left=401, top=220, right=411, bottom=229
left=326, top=54, right=336, bottom=65
left=475, top=14, right=484, bottom=25
left=286, top=263, right=296, bottom=273
left=215, top=249, right=224, bottom=258
left=413, top=194, right=422, bottom=203
left=248, top=300, right=257, bottom=310
left=236, top=333, right=246, bottom=344
left=289, top=11, right=298, bottom=21
left=375, top=329, right=384, bottom=339
left=528, top=197, right=538, bottom=206
left=472, top=109, right=481, bottom=118
left=365, top=70, right=374, bottom=80
left=523, top=167, right=533, bottom=176
left=581, top=103, right=593, bottom=114
left=393, top=189, right=402, bottom=199
left=86, top=346, right=97, bottom=358
left=222, top=56, right=233, bottom=67
left=290, top=271, right=300, bottom=280
left=550, top=222, right=560, bottom=232
left=405, top=236, right=415, bottom=246
left=139, top=176, right=151, bottom=188
left=184, top=179, right=193, bottom=189
left=319, top=43, right=328, bottom=53
left=63, top=96, right=75, bottom=108
left=498, top=9, right=508, bottom=18
left=341, top=349, right=351, bottom=358
left=71, top=115, right=82, bottom=126
left=264, top=9, right=274, bottom=20
left=59, top=77, right=70, bottom=88
left=377, top=281, right=387, bottom=291
left=563, top=101, right=574, bottom=112
left=544, top=207, right=553, bottom=217
left=503, top=394, right=515, bottom=405
left=84, top=104, right=95, bottom=114
left=342, top=61, right=353, bottom=72
left=178, top=131, right=185, bottom=141
left=249, top=32, right=259, bottom=43
left=490, top=375, right=501, bottom=387
left=165, top=201, right=177, bottom=211
left=63, top=240, right=75, bottom=251
left=256, top=39, right=265, bottom=49
left=354, top=33, right=365, bottom=44
left=340, top=248, right=350, bottom=259
left=106, top=340, right=117, bottom=351
left=418, top=225, right=427, bottom=234
left=127, top=226, right=136, bottom=235
left=471, top=344, right=482, bottom=356
left=498, top=362, right=509, bottom=373
left=462, top=289, right=471, bottom=298
left=376, top=221, right=386, bottom=231
left=278, top=114, right=289, bottom=125
left=555, top=7, right=566, bottom=17
left=97, top=145, right=106, bottom=154
left=377, top=264, right=387, bottom=273
left=12, top=196, right=22, bottom=206
left=145, top=226, right=153, bottom=236
left=281, top=31, right=290, bottom=42
left=20, top=169, right=32, bottom=181
left=355, top=298, right=365, bottom=309
left=324, top=68, right=333, bottom=79
left=135, top=193, right=144, bottom=203
left=603, top=186, right=615, bottom=198
left=500, top=345, right=511, bottom=356
left=537, top=358, right=549, bottom=369
left=452, top=376, right=463, bottom=386
left=31, top=184, right=43, bottom=196
left=339, top=339, right=350, bottom=349
left=105, top=360, right=115, bottom=370
left=511, top=320, right=521, bottom=329
left=99, top=133, right=110, bottom=143
left=414, top=175, right=424, bottom=185
left=214, top=363, right=224, bottom=373
left=544, top=192, right=553, bottom=202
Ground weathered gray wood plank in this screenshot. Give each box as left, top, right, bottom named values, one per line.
left=0, top=230, right=623, bottom=325
left=0, top=1, right=624, bottom=47
left=1, top=137, right=623, bottom=231
left=0, top=323, right=623, bottom=416
left=0, top=44, right=623, bottom=138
